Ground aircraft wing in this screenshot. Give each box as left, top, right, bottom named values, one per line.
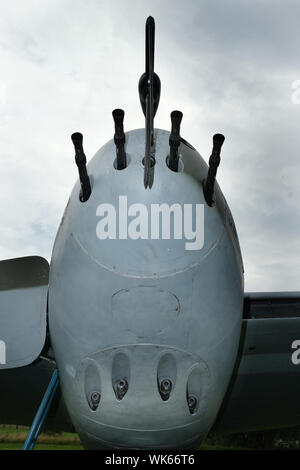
left=212, top=292, right=300, bottom=434
left=0, top=256, right=73, bottom=430
left=0, top=256, right=49, bottom=369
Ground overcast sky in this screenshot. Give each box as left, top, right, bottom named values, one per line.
left=0, top=0, right=299, bottom=292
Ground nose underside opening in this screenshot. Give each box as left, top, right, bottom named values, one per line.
left=70, top=344, right=211, bottom=449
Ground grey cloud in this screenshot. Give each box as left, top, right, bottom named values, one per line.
left=0, top=0, right=299, bottom=292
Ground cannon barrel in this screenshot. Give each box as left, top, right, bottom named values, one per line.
left=168, top=110, right=183, bottom=172
left=203, top=133, right=225, bottom=206
left=71, top=132, right=92, bottom=203
left=112, top=109, right=127, bottom=170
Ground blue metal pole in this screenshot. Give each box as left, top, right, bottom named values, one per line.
left=22, top=368, right=59, bottom=450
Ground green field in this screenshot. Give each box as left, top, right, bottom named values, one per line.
left=0, top=425, right=254, bottom=450
left=0, top=425, right=242, bottom=450
left=0, top=425, right=84, bottom=450
left=0, top=424, right=297, bottom=450
left=0, top=443, right=83, bottom=450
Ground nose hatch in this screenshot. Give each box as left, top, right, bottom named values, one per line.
left=111, top=286, right=181, bottom=339
left=72, top=345, right=211, bottom=449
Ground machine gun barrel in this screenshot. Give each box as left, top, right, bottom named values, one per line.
left=71, top=132, right=92, bottom=202
left=112, top=109, right=127, bottom=170
left=203, top=133, right=225, bottom=206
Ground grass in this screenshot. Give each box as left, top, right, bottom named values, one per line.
left=0, top=442, right=83, bottom=450
left=0, top=425, right=84, bottom=450
left=0, top=425, right=294, bottom=450
left=0, top=425, right=243, bottom=450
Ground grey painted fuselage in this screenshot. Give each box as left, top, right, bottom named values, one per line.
left=48, top=128, right=244, bottom=449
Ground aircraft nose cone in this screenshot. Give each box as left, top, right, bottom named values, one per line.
left=70, top=345, right=212, bottom=449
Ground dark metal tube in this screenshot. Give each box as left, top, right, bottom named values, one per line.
left=168, top=110, right=183, bottom=172
left=112, top=109, right=127, bottom=170
left=143, top=17, right=155, bottom=188
left=71, top=132, right=92, bottom=203
left=138, top=16, right=161, bottom=188
left=203, top=133, right=225, bottom=206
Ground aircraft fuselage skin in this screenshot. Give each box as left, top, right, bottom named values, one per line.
left=48, top=129, right=244, bottom=449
